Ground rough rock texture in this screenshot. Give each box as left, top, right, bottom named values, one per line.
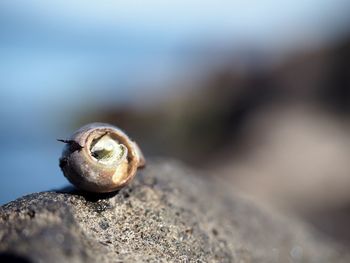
left=0, top=160, right=348, bottom=263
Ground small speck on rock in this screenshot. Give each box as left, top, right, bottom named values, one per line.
left=99, top=220, right=110, bottom=230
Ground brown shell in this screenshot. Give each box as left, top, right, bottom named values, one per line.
left=59, top=123, right=145, bottom=192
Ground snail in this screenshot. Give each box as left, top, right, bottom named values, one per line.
left=58, top=123, right=145, bottom=192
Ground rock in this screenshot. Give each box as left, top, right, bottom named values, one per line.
left=0, top=160, right=348, bottom=262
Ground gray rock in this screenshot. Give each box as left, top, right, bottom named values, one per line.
left=0, top=160, right=348, bottom=263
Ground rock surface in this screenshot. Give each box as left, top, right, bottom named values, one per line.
left=0, top=160, right=348, bottom=263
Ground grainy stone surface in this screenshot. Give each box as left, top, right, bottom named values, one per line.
left=0, top=160, right=348, bottom=263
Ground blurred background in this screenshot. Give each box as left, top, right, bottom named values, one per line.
left=1, top=0, right=350, bottom=248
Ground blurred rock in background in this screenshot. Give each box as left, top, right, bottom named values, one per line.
left=76, top=36, right=350, bottom=246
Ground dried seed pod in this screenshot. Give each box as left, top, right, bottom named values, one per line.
left=59, top=123, right=145, bottom=192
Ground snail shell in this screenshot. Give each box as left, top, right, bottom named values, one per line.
left=59, top=123, right=145, bottom=192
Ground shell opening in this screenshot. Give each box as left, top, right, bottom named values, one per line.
left=90, top=134, right=128, bottom=166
